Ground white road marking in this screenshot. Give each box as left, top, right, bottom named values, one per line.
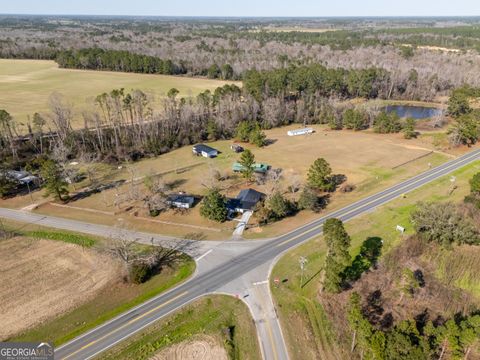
left=195, top=249, right=213, bottom=261
left=253, top=280, right=269, bottom=286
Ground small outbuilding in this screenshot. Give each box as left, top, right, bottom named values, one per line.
left=167, top=193, right=195, bottom=209
left=232, top=162, right=270, bottom=174
left=7, top=170, right=39, bottom=185
left=230, top=144, right=244, bottom=153
left=287, top=128, right=314, bottom=136
left=228, top=188, right=266, bottom=213
left=192, top=144, right=218, bottom=158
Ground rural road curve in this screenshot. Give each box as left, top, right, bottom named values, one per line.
left=2, top=147, right=479, bottom=360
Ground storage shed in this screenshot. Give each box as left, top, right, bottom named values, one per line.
left=287, top=128, right=314, bottom=136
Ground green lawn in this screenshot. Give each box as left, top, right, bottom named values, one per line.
left=0, top=59, right=240, bottom=130
left=99, top=295, right=261, bottom=360
left=271, top=160, right=480, bottom=359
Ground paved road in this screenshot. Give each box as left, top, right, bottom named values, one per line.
left=2, top=148, right=479, bottom=360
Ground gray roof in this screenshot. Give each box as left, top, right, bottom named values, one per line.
left=193, top=144, right=218, bottom=153
left=166, top=194, right=195, bottom=204
left=234, top=189, right=266, bottom=211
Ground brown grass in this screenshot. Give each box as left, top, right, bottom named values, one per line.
left=150, top=336, right=228, bottom=360
left=320, top=236, right=479, bottom=345
left=0, top=236, right=120, bottom=340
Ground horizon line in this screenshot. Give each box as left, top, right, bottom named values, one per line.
left=1, top=13, right=480, bottom=18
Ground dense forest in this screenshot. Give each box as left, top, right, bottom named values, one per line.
left=2, top=16, right=480, bottom=99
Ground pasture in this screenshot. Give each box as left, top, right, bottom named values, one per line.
left=0, top=59, right=240, bottom=130
left=2, top=124, right=459, bottom=240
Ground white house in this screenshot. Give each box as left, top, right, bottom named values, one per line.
left=287, top=128, right=314, bottom=136
left=167, top=194, right=195, bottom=209
left=192, top=144, right=218, bottom=158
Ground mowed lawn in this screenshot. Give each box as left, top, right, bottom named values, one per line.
left=0, top=59, right=240, bottom=129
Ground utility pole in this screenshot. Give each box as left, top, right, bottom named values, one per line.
left=299, top=256, right=308, bottom=288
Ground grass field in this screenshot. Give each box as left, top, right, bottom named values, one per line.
left=1, top=221, right=195, bottom=346
left=1, top=123, right=459, bottom=240
left=270, top=160, right=480, bottom=359
left=99, top=295, right=261, bottom=360
left=0, top=59, right=240, bottom=129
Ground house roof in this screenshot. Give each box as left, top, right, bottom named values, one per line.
left=233, top=189, right=266, bottom=211
left=193, top=144, right=218, bottom=153
left=167, top=194, right=195, bottom=204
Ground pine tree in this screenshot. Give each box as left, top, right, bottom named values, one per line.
left=40, top=159, right=69, bottom=202
left=267, top=191, right=291, bottom=219
left=323, top=218, right=351, bottom=293
left=239, top=149, right=255, bottom=180
left=200, top=188, right=228, bottom=222
left=307, top=158, right=334, bottom=191
left=403, top=118, right=417, bottom=139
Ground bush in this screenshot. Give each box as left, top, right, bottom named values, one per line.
left=411, top=202, right=480, bottom=247
left=298, top=186, right=320, bottom=211
left=149, top=209, right=160, bottom=217
left=129, top=262, right=151, bottom=284
left=373, top=112, right=402, bottom=134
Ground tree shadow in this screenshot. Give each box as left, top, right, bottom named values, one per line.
left=68, top=179, right=126, bottom=202
left=264, top=138, right=278, bottom=146
left=166, top=178, right=187, bottom=190
left=343, top=236, right=383, bottom=284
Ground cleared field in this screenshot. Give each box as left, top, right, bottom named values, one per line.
left=271, top=160, right=480, bottom=359
left=0, top=59, right=240, bottom=129
left=0, top=236, right=119, bottom=340
left=99, top=295, right=261, bottom=360
left=151, top=336, right=227, bottom=360
left=2, top=123, right=458, bottom=240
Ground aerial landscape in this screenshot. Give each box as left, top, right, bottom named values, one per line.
left=1, top=1, right=480, bottom=359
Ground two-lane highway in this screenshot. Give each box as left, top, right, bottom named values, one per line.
left=3, top=148, right=479, bottom=359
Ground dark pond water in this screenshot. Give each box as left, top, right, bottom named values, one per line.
left=385, top=105, right=443, bottom=119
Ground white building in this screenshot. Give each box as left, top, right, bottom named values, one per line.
left=287, top=128, right=314, bottom=136
left=192, top=144, right=219, bottom=158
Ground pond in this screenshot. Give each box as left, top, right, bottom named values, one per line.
left=384, top=105, right=443, bottom=119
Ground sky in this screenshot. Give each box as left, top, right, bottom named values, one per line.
left=1, top=0, right=479, bottom=17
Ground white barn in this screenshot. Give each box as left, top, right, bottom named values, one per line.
left=192, top=144, right=218, bottom=158
left=287, top=128, right=314, bottom=136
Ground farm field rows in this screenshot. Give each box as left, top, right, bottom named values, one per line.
left=0, top=59, right=240, bottom=130
left=0, top=221, right=195, bottom=346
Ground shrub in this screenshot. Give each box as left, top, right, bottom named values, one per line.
left=129, top=262, right=151, bottom=284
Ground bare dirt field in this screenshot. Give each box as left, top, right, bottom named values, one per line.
left=0, top=236, right=120, bottom=340
left=150, top=336, right=228, bottom=360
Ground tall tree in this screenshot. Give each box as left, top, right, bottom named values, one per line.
left=40, top=159, right=69, bottom=202
left=200, top=188, right=228, bottom=222
left=307, top=158, right=334, bottom=191
left=239, top=149, right=255, bottom=180
left=322, top=218, right=351, bottom=292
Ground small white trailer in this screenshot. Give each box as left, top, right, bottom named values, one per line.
left=287, top=128, right=314, bottom=136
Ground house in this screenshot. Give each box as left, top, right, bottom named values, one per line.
left=287, top=127, right=314, bottom=136
left=230, top=144, right=244, bottom=153
left=166, top=193, right=195, bottom=209
left=192, top=144, right=218, bottom=158
left=232, top=162, right=270, bottom=174
left=7, top=170, right=39, bottom=185
left=228, top=188, right=266, bottom=213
